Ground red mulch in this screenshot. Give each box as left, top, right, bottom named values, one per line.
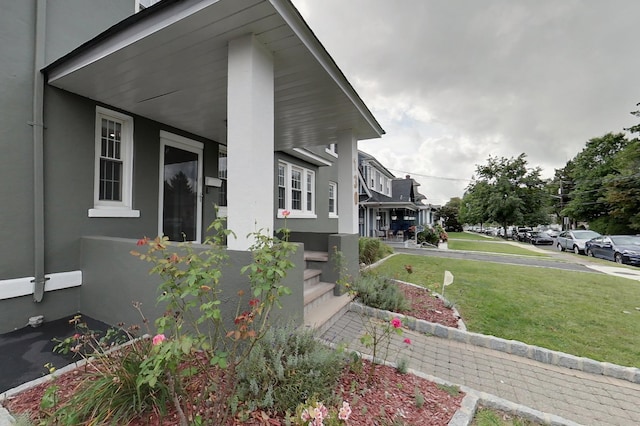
left=5, top=281, right=463, bottom=425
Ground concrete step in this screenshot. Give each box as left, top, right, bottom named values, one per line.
left=303, top=268, right=322, bottom=287
left=303, top=281, right=335, bottom=306
left=304, top=250, right=329, bottom=262
left=303, top=292, right=353, bottom=335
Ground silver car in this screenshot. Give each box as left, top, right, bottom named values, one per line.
left=556, top=230, right=601, bottom=255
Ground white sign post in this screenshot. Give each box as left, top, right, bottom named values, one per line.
left=442, top=270, right=454, bottom=298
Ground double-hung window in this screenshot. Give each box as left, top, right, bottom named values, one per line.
left=218, top=146, right=227, bottom=207
left=328, top=182, right=338, bottom=218
left=277, top=161, right=316, bottom=218
left=89, top=107, right=139, bottom=217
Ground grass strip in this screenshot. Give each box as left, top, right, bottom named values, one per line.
left=371, top=254, right=640, bottom=368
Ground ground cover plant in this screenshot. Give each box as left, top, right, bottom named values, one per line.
left=472, top=406, right=542, bottom=426
left=446, top=240, right=551, bottom=257
left=371, top=254, right=640, bottom=367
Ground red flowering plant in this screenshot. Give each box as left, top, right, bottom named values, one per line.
left=359, top=315, right=409, bottom=384
left=128, top=214, right=297, bottom=425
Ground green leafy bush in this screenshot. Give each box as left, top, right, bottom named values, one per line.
left=359, top=237, right=393, bottom=265
left=417, top=228, right=440, bottom=245
left=350, top=274, right=409, bottom=312
left=234, top=325, right=346, bottom=414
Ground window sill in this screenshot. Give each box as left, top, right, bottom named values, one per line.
left=277, top=210, right=317, bottom=219
left=329, top=214, right=339, bottom=219
left=88, top=208, right=140, bottom=218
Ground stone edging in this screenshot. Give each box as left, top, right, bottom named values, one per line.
left=348, top=302, right=640, bottom=385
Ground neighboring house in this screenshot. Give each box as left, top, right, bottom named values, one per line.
left=0, top=0, right=384, bottom=334
left=358, top=151, right=437, bottom=238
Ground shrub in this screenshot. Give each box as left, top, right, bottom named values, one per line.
left=359, top=237, right=393, bottom=265
left=234, top=325, right=346, bottom=414
left=417, top=228, right=439, bottom=246
left=350, top=274, right=409, bottom=312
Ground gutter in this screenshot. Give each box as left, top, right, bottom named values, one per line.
left=31, top=0, right=47, bottom=302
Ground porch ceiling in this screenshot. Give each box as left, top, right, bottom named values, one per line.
left=44, top=0, right=384, bottom=148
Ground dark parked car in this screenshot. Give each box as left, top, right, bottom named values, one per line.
left=526, top=231, right=554, bottom=245
left=585, top=235, right=640, bottom=265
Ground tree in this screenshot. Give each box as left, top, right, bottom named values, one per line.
left=561, top=133, right=630, bottom=231
left=460, top=181, right=491, bottom=229
left=603, top=139, right=640, bottom=232
left=437, top=197, right=463, bottom=231
left=464, top=154, right=547, bottom=236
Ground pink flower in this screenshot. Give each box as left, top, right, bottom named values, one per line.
left=249, top=298, right=260, bottom=307
left=404, top=338, right=412, bottom=344
left=391, top=317, right=402, bottom=328
left=72, top=333, right=81, bottom=340
left=282, top=209, right=291, bottom=217
left=152, top=334, right=166, bottom=346
left=136, top=238, right=148, bottom=246
left=338, top=401, right=352, bottom=420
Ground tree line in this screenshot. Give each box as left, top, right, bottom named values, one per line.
left=437, top=103, right=640, bottom=235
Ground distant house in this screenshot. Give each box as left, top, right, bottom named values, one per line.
left=0, top=0, right=384, bottom=334
left=358, top=151, right=438, bottom=239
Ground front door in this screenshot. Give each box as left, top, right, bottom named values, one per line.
left=158, top=131, right=203, bottom=242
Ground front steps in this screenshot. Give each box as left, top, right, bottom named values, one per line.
left=302, top=251, right=352, bottom=333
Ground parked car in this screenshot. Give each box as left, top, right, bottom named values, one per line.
left=585, top=235, right=640, bottom=265
left=556, top=230, right=601, bottom=254
left=526, top=231, right=554, bottom=245
left=545, top=229, right=561, bottom=238
left=514, top=227, right=532, bottom=242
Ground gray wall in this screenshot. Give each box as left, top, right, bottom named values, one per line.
left=79, top=236, right=304, bottom=333
left=0, top=0, right=137, bottom=281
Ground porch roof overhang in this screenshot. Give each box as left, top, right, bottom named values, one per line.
left=360, top=201, right=418, bottom=211
left=43, top=0, right=385, bottom=149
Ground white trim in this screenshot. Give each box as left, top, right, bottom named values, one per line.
left=277, top=210, right=317, bottom=219
left=88, top=208, right=140, bottom=218
left=325, top=143, right=338, bottom=158
left=90, top=106, right=136, bottom=217
left=291, top=148, right=333, bottom=166
left=0, top=271, right=82, bottom=301
left=158, top=131, right=203, bottom=243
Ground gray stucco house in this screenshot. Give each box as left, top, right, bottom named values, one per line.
left=0, top=0, right=384, bottom=334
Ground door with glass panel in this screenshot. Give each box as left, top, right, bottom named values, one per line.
left=158, top=132, right=203, bottom=242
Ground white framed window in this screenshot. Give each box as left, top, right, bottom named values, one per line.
left=135, top=0, right=161, bottom=12
left=89, top=106, right=139, bottom=218
left=277, top=161, right=316, bottom=218
left=328, top=181, right=338, bottom=218
left=325, top=143, right=338, bottom=157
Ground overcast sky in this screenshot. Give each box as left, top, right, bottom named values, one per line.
left=292, top=0, right=640, bottom=206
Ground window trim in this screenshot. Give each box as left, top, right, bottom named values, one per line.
left=277, top=160, right=317, bottom=219
left=89, top=106, right=139, bottom=218
left=325, top=143, right=338, bottom=158
left=328, top=181, right=338, bottom=218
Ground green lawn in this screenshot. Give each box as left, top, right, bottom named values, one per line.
left=447, top=240, right=550, bottom=257
left=370, top=254, right=640, bottom=368
left=447, top=232, right=496, bottom=241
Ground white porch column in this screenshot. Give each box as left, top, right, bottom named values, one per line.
left=227, top=35, right=274, bottom=250
left=337, top=130, right=358, bottom=234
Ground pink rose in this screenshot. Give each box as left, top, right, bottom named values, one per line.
left=152, top=334, right=166, bottom=345
left=282, top=210, right=291, bottom=217
left=391, top=317, right=402, bottom=328
left=404, top=338, right=412, bottom=344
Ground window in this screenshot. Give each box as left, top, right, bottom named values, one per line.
left=218, top=146, right=227, bottom=207
left=328, top=182, right=338, bottom=217
left=277, top=161, right=316, bottom=218
left=325, top=143, right=338, bottom=157
left=89, top=107, right=139, bottom=217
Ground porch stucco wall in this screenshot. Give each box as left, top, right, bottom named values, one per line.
left=79, top=236, right=305, bottom=332
left=0, top=288, right=80, bottom=334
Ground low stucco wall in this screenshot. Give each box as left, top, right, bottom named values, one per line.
left=79, top=236, right=305, bottom=333
left=0, top=288, right=80, bottom=334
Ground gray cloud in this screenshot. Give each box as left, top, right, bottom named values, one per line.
left=293, top=0, right=640, bottom=205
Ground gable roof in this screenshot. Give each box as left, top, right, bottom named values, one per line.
left=43, top=0, right=384, bottom=147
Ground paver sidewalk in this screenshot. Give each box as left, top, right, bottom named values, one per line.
left=322, top=311, right=640, bottom=426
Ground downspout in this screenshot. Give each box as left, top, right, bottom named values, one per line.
left=31, top=0, right=47, bottom=302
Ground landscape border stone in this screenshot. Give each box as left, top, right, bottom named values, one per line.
left=349, top=301, right=640, bottom=385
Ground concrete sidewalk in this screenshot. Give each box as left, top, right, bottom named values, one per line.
left=322, top=310, right=640, bottom=426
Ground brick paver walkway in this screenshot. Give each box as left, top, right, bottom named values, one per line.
left=322, top=311, right=640, bottom=426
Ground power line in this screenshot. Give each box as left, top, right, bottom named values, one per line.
left=387, top=168, right=472, bottom=183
